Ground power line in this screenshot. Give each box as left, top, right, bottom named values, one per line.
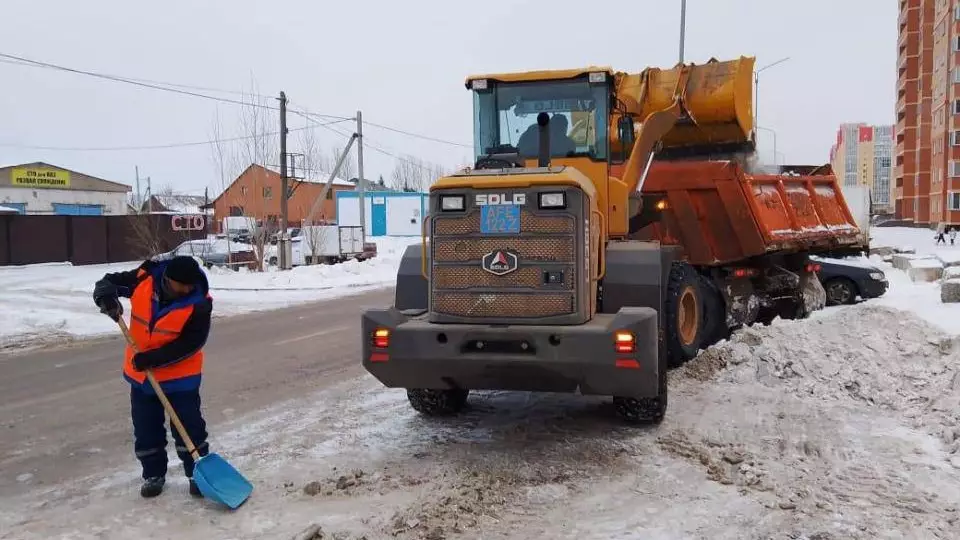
left=364, top=120, right=471, bottom=148
left=0, top=51, right=280, bottom=110
left=0, top=117, right=352, bottom=152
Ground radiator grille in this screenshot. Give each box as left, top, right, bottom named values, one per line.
left=434, top=211, right=574, bottom=236
left=432, top=266, right=574, bottom=290
left=433, top=237, right=574, bottom=263
left=429, top=189, right=583, bottom=322
left=432, top=292, right=575, bottom=319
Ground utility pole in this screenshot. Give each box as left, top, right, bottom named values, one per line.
left=135, top=166, right=141, bottom=213
left=356, top=110, right=367, bottom=242
left=279, top=91, right=289, bottom=269
left=679, top=0, right=687, bottom=64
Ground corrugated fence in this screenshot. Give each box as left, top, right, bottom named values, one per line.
left=0, top=214, right=206, bottom=266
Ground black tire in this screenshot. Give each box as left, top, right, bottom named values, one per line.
left=614, top=355, right=668, bottom=425
left=699, top=275, right=729, bottom=347
left=268, top=256, right=278, bottom=266
left=406, top=388, right=469, bottom=416
left=824, top=277, right=858, bottom=306
left=664, top=262, right=706, bottom=367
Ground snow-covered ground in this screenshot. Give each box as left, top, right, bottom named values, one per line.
left=7, top=226, right=960, bottom=539
left=0, top=237, right=418, bottom=350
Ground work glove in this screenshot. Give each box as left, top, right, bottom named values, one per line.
left=93, top=282, right=122, bottom=321
left=131, top=352, right=161, bottom=372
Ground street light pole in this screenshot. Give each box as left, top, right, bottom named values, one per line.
left=754, top=57, right=790, bottom=131
left=756, top=126, right=778, bottom=165
left=679, top=0, right=687, bottom=64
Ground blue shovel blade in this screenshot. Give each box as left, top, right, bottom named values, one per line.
left=193, top=453, right=253, bottom=509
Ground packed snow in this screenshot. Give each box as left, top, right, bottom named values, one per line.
left=0, top=236, right=417, bottom=350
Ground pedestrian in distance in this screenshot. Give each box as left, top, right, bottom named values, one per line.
left=92, top=255, right=214, bottom=499
left=950, top=227, right=957, bottom=246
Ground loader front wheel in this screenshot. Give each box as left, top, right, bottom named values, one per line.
left=664, top=262, right=706, bottom=367
left=407, top=388, right=469, bottom=416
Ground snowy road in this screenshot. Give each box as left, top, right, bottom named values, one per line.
left=0, top=288, right=393, bottom=499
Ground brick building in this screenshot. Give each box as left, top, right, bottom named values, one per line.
left=206, top=164, right=355, bottom=230
left=892, top=0, right=960, bottom=225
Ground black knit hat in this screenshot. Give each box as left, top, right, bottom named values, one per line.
left=164, top=256, right=204, bottom=285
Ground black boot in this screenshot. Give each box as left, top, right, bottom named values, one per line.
left=140, top=476, right=165, bottom=498
left=189, top=478, right=202, bottom=498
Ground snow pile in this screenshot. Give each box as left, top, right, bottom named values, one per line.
left=658, top=306, right=960, bottom=537
left=0, top=237, right=418, bottom=349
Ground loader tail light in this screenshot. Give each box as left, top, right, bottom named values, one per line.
left=805, top=263, right=822, bottom=273
left=373, top=328, right=390, bottom=349
left=732, top=268, right=757, bottom=278
left=614, top=331, right=636, bottom=354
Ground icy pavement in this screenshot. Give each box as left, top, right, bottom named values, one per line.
left=0, top=237, right=418, bottom=350
left=4, top=303, right=960, bottom=539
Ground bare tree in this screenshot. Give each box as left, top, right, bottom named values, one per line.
left=206, top=80, right=279, bottom=271
left=390, top=155, right=446, bottom=192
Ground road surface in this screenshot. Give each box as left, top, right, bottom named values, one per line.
left=0, top=288, right=393, bottom=498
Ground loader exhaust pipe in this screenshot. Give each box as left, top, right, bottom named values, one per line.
left=537, top=112, right=551, bottom=167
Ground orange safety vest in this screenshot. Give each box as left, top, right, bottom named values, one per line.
left=123, top=268, right=209, bottom=393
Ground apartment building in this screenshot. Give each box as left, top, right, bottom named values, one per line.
left=894, top=0, right=960, bottom=225
left=829, top=124, right=894, bottom=213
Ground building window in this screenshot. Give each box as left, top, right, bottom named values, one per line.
left=955, top=3, right=960, bottom=19
left=326, top=190, right=333, bottom=200
left=953, top=100, right=960, bottom=114
left=950, top=192, right=960, bottom=211
left=240, top=186, right=248, bottom=196
left=229, top=206, right=244, bottom=216
left=953, top=67, right=960, bottom=84
left=952, top=161, right=960, bottom=177
left=263, top=186, right=273, bottom=199
left=952, top=132, right=960, bottom=146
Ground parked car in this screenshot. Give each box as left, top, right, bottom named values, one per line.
left=156, top=239, right=258, bottom=270
left=812, top=256, right=888, bottom=306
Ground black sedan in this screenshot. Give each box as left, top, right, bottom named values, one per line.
left=813, top=256, right=889, bottom=306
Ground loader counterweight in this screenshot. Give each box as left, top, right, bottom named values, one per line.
left=362, top=307, right=661, bottom=399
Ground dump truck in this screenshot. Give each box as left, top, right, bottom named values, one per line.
left=361, top=56, right=862, bottom=424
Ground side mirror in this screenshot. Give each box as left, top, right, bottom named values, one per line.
left=618, top=116, right=635, bottom=148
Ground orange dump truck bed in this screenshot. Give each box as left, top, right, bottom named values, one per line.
left=632, top=161, right=862, bottom=266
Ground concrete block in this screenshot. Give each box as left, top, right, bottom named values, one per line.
left=891, top=254, right=919, bottom=270
left=870, top=246, right=895, bottom=257
left=943, top=279, right=960, bottom=303
left=944, top=266, right=960, bottom=281
left=894, top=246, right=916, bottom=254
left=906, top=257, right=944, bottom=282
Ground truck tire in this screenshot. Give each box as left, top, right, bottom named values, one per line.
left=664, top=262, right=706, bottom=367
left=699, top=275, right=729, bottom=347
left=614, top=358, right=667, bottom=424
left=406, top=388, right=469, bottom=416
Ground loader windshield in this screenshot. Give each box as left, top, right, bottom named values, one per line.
left=472, top=78, right=609, bottom=161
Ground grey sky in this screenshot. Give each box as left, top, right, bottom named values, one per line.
left=0, top=0, right=895, bottom=196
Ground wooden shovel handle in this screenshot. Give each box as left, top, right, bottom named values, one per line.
left=117, top=317, right=201, bottom=461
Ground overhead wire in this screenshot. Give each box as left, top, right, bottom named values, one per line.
left=1, top=52, right=468, bottom=161
left=0, top=117, right=353, bottom=152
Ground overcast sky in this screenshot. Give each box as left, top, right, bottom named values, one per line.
left=0, top=0, right=896, bottom=197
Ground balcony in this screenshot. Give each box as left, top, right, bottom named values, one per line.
left=898, top=95, right=907, bottom=114
left=900, top=8, right=908, bottom=27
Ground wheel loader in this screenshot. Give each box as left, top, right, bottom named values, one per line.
left=361, top=56, right=863, bottom=424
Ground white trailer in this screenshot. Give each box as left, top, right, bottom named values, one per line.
left=839, top=184, right=871, bottom=248
left=264, top=225, right=364, bottom=266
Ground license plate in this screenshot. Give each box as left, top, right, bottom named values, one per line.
left=480, top=205, right=521, bottom=234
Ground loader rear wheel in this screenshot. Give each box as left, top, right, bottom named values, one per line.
left=407, top=388, right=469, bottom=416
left=665, top=262, right=706, bottom=367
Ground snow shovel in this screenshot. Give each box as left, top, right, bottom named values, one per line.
left=116, top=318, right=253, bottom=509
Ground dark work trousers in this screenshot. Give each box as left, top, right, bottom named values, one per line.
left=130, top=385, right=209, bottom=479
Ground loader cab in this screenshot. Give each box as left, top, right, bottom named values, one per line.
left=467, top=69, right=613, bottom=169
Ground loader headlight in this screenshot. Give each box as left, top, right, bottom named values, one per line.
left=870, top=271, right=885, bottom=281
left=440, top=195, right=465, bottom=211
left=538, top=192, right=566, bottom=209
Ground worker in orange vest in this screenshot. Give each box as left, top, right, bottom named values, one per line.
left=93, top=255, right=213, bottom=499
